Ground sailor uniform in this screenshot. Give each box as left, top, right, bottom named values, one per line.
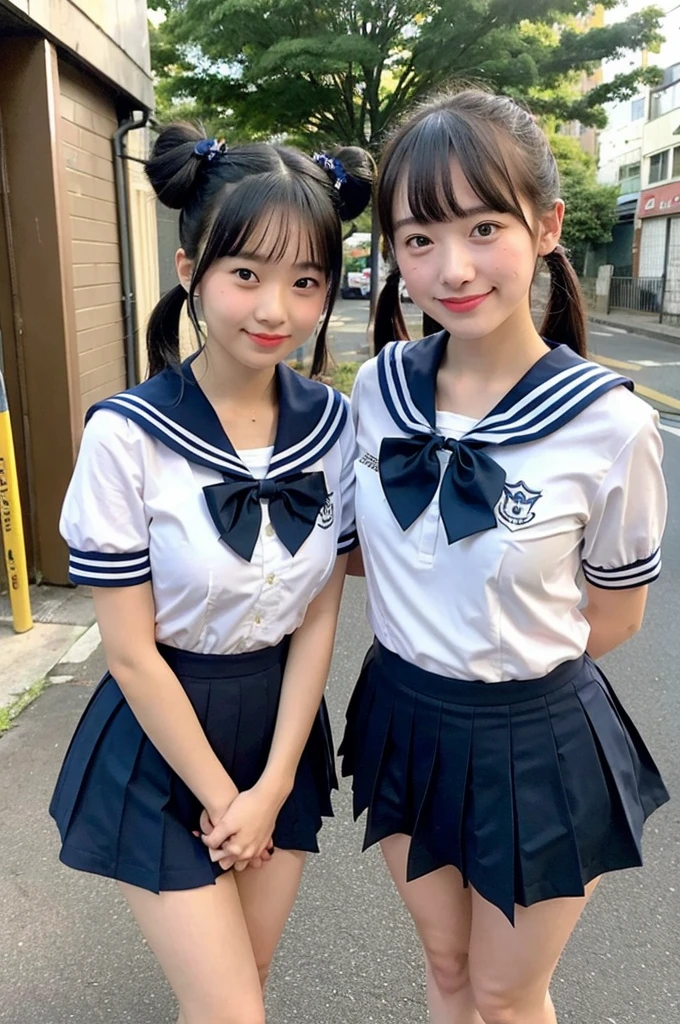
left=340, top=333, right=669, bottom=923
left=50, top=356, right=356, bottom=892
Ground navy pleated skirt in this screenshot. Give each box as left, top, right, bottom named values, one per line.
left=50, top=639, right=337, bottom=893
left=339, top=641, right=669, bottom=924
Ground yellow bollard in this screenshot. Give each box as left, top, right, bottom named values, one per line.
left=0, top=371, right=32, bottom=633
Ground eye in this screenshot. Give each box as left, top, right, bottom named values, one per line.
left=471, top=222, right=499, bottom=239
left=233, top=268, right=258, bottom=282
left=405, top=234, right=432, bottom=249
left=294, top=277, right=320, bottom=290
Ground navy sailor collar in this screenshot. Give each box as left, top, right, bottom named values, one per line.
left=86, top=355, right=347, bottom=479
left=377, top=331, right=633, bottom=448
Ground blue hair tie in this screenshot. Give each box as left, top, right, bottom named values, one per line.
left=313, top=152, right=347, bottom=190
left=194, top=138, right=228, bottom=162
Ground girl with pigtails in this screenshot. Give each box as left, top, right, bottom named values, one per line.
left=341, top=90, right=669, bottom=1023
left=50, top=125, right=373, bottom=1024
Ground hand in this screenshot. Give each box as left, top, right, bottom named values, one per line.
left=200, top=784, right=281, bottom=871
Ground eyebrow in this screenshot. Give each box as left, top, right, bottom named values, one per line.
left=237, top=251, right=325, bottom=273
left=393, top=206, right=494, bottom=231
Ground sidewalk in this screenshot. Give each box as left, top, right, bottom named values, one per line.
left=0, top=584, right=95, bottom=730
left=587, top=309, right=680, bottom=345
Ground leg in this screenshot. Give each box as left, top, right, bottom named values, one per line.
left=469, top=879, right=599, bottom=1024
left=234, top=849, right=306, bottom=991
left=381, top=835, right=483, bottom=1024
left=120, top=874, right=264, bottom=1024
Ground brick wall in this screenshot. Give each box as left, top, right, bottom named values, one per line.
left=59, top=65, right=126, bottom=413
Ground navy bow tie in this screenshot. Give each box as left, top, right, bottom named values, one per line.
left=203, top=471, right=328, bottom=561
left=379, top=433, right=506, bottom=544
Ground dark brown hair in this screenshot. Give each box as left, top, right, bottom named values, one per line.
left=145, top=123, right=374, bottom=377
left=375, top=89, right=587, bottom=357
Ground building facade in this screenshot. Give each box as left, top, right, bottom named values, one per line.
left=0, top=1, right=159, bottom=586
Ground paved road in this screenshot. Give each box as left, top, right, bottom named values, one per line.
left=0, top=312, right=678, bottom=1023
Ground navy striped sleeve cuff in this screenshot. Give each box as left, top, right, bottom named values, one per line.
left=582, top=548, right=661, bottom=590
left=68, top=548, right=152, bottom=587
left=337, top=529, right=359, bottom=555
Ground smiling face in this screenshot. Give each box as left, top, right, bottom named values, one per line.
left=392, top=161, right=563, bottom=342
left=177, top=213, right=329, bottom=373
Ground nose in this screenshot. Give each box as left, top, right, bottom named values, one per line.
left=254, top=282, right=286, bottom=327
left=438, top=238, right=476, bottom=291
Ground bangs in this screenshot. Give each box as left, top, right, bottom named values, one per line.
left=196, top=172, right=339, bottom=280
left=380, top=111, right=531, bottom=237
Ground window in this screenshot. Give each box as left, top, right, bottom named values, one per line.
left=618, top=162, right=641, bottom=181
left=649, top=150, right=669, bottom=184
left=631, top=97, right=645, bottom=121
left=650, top=81, right=680, bottom=120
left=673, top=146, right=680, bottom=179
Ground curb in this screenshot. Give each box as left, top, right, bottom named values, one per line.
left=588, top=315, right=680, bottom=346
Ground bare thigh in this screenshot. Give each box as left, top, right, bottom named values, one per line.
left=380, top=835, right=473, bottom=979
left=469, top=878, right=600, bottom=1017
left=120, top=874, right=264, bottom=1024
left=234, top=849, right=306, bottom=987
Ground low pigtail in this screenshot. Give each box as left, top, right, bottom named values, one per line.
left=374, top=266, right=410, bottom=353
left=146, top=284, right=187, bottom=377
left=540, top=247, right=587, bottom=358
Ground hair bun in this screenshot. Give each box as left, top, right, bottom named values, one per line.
left=314, top=146, right=375, bottom=222
left=145, top=122, right=212, bottom=210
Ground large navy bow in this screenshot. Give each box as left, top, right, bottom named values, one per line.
left=379, top=434, right=506, bottom=544
left=203, top=471, right=328, bottom=561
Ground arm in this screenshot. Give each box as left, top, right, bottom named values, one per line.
left=94, top=584, right=238, bottom=824
left=582, top=582, right=648, bottom=660
left=202, top=554, right=348, bottom=863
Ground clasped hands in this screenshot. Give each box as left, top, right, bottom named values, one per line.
left=194, top=780, right=286, bottom=872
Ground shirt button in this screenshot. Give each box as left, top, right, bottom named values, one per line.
left=266, top=573, right=276, bottom=585
left=265, top=524, right=275, bottom=538
left=254, top=613, right=263, bottom=626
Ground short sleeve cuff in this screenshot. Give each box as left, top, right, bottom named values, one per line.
left=582, top=548, right=661, bottom=590
left=68, top=547, right=152, bottom=587
left=337, top=529, right=359, bottom=555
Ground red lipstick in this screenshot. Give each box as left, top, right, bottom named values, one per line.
left=246, top=331, right=290, bottom=349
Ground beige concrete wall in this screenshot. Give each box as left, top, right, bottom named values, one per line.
left=3, top=0, right=153, bottom=108
left=59, top=63, right=127, bottom=410
left=127, top=126, right=160, bottom=381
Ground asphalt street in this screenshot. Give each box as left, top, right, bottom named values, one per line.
left=0, top=304, right=678, bottom=1023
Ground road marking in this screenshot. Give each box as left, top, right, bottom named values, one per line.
left=592, top=354, right=639, bottom=371
left=660, top=422, right=680, bottom=438
left=633, top=360, right=680, bottom=367
left=59, top=623, right=101, bottom=664
left=590, top=330, right=613, bottom=337
left=635, top=384, right=680, bottom=411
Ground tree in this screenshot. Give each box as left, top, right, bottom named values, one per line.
left=550, top=134, right=619, bottom=274
left=149, top=0, right=664, bottom=147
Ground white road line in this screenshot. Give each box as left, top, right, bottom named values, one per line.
left=633, top=360, right=680, bottom=367
left=59, top=623, right=101, bottom=664
left=659, top=423, right=680, bottom=438
left=590, top=331, right=613, bottom=337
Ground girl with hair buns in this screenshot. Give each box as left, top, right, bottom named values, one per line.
left=50, top=124, right=373, bottom=1023
left=340, top=89, right=668, bottom=1023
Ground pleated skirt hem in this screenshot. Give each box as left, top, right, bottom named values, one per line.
left=339, top=641, right=669, bottom=924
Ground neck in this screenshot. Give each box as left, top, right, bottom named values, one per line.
left=441, top=302, right=548, bottom=383
left=192, top=343, right=277, bottom=408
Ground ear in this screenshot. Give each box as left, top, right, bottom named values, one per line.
left=536, top=199, right=565, bottom=257
left=175, top=248, right=194, bottom=293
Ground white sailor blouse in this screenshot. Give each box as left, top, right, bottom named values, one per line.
left=352, top=334, right=667, bottom=682
left=60, top=357, right=358, bottom=655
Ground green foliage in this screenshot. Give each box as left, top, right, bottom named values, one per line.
left=148, top=1, right=665, bottom=148
left=550, top=134, right=619, bottom=272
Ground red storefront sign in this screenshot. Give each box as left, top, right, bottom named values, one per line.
left=639, top=181, right=680, bottom=218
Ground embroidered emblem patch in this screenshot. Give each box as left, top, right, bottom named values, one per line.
left=359, top=452, right=379, bottom=472
left=318, top=492, right=335, bottom=529
left=497, top=481, right=542, bottom=531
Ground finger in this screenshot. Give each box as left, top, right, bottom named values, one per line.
left=199, top=809, right=213, bottom=834
left=234, top=859, right=250, bottom=872
left=201, top=824, right=235, bottom=850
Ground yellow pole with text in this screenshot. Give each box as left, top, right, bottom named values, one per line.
left=0, top=370, right=32, bottom=632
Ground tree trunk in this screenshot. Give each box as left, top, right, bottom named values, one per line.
left=367, top=195, right=381, bottom=355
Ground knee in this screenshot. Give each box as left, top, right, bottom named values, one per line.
left=472, top=984, right=540, bottom=1024
left=425, top=947, right=470, bottom=999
